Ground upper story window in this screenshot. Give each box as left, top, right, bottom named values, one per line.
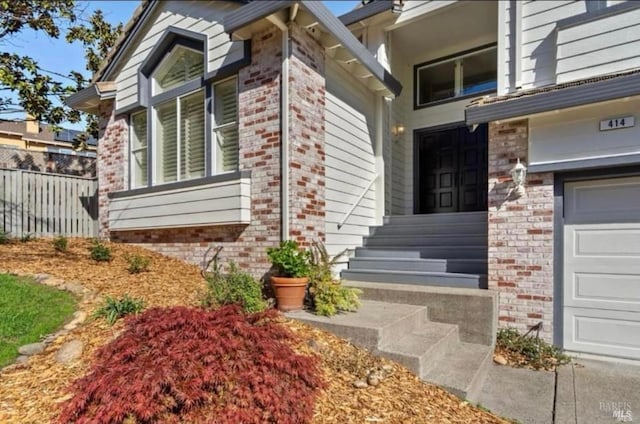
left=152, top=46, right=204, bottom=95
left=129, top=38, right=239, bottom=189
left=415, top=44, right=497, bottom=108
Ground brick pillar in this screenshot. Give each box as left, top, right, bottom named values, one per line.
left=487, top=120, right=554, bottom=341
left=97, top=99, right=128, bottom=239
left=287, top=23, right=326, bottom=247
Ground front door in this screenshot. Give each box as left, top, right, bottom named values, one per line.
left=414, top=124, right=488, bottom=214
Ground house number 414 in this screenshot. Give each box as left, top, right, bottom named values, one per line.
left=599, top=116, right=635, bottom=131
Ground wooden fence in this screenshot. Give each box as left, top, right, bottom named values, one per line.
left=0, top=168, right=98, bottom=238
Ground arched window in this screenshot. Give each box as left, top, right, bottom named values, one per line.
left=129, top=34, right=239, bottom=188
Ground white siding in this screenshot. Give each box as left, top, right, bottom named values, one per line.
left=114, top=1, right=244, bottom=111
left=390, top=49, right=411, bottom=215
left=324, top=60, right=377, bottom=259
left=393, top=0, right=457, bottom=28
left=109, top=176, right=251, bottom=231
left=556, top=7, right=640, bottom=83
left=529, top=97, right=640, bottom=167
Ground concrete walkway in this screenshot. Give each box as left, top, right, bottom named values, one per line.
left=478, top=359, right=640, bottom=424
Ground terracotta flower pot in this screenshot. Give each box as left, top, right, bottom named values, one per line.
left=270, top=276, right=308, bottom=312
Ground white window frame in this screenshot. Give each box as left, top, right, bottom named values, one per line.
left=151, top=45, right=204, bottom=97
left=129, top=110, right=148, bottom=189
left=211, top=76, right=239, bottom=175
left=152, top=87, right=206, bottom=185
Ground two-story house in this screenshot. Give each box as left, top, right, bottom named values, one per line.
left=67, top=0, right=640, bottom=363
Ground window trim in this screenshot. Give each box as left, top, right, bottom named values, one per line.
left=129, top=34, right=241, bottom=190
left=211, top=75, right=239, bottom=176
left=151, top=44, right=204, bottom=97
left=129, top=110, right=148, bottom=189
left=413, top=43, right=497, bottom=110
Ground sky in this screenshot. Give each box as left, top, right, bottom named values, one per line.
left=3, top=0, right=360, bottom=130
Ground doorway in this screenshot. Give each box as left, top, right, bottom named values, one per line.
left=414, top=123, right=488, bottom=214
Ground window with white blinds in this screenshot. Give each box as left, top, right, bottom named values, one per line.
left=213, top=77, right=239, bottom=173
left=153, top=46, right=204, bottom=95
left=130, top=111, right=148, bottom=188
left=130, top=40, right=240, bottom=189
left=155, top=89, right=205, bottom=184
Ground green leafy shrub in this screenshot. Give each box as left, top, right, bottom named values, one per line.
left=20, top=233, right=34, bottom=243
left=0, top=231, right=10, bottom=245
left=93, top=294, right=144, bottom=325
left=496, top=327, right=571, bottom=370
left=202, top=262, right=267, bottom=313
left=89, top=239, right=112, bottom=262
left=266, top=240, right=311, bottom=277
left=126, top=254, right=151, bottom=274
left=308, top=241, right=361, bottom=316
left=52, top=235, right=68, bottom=252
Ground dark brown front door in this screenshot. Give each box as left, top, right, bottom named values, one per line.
left=414, top=124, right=488, bottom=214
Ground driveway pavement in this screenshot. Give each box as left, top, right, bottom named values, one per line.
left=478, top=359, right=640, bottom=424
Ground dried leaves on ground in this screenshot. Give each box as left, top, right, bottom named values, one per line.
left=0, top=239, right=509, bottom=423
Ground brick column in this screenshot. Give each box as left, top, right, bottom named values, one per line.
left=487, top=120, right=554, bottom=341
left=97, top=99, right=128, bottom=239
left=287, top=23, right=326, bottom=247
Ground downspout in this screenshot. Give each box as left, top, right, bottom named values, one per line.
left=267, top=15, right=290, bottom=241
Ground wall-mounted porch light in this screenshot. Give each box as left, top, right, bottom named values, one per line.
left=392, top=123, right=405, bottom=138
left=510, top=158, right=527, bottom=198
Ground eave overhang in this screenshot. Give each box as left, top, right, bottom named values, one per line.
left=223, top=0, right=402, bottom=98
left=65, top=81, right=117, bottom=114
left=466, top=70, right=640, bottom=125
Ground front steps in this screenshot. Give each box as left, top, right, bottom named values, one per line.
left=288, top=283, right=497, bottom=401
left=342, top=212, right=488, bottom=289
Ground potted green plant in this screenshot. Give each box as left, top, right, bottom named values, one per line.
left=266, top=240, right=311, bottom=311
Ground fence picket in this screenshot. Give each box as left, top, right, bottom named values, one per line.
left=0, top=168, right=97, bottom=238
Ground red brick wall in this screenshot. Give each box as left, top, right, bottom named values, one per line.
left=487, top=120, right=554, bottom=341
left=97, top=100, right=128, bottom=239
left=287, top=23, right=326, bottom=246
left=104, top=26, right=283, bottom=278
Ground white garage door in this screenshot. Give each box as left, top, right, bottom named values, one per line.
left=564, top=176, right=640, bottom=360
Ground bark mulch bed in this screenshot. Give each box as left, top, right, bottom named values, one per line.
left=0, top=239, right=509, bottom=423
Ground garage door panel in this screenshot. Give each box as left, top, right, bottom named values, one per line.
left=565, top=177, right=640, bottom=224
left=565, top=272, right=640, bottom=312
left=571, top=227, right=640, bottom=257
left=564, top=308, right=640, bottom=360
left=564, top=176, right=640, bottom=360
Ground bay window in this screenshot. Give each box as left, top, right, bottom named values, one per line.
left=129, top=40, right=239, bottom=189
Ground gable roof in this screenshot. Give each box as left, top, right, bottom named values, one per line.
left=92, top=1, right=400, bottom=94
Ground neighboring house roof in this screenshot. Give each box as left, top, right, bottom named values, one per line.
left=0, top=120, right=98, bottom=148
left=465, top=68, right=640, bottom=125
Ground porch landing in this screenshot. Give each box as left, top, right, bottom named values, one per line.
left=342, top=212, right=488, bottom=289
left=288, top=281, right=498, bottom=401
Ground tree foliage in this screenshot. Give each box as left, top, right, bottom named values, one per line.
left=0, top=0, right=123, bottom=137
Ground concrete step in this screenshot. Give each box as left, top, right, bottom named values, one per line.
left=379, top=322, right=459, bottom=377
left=348, top=257, right=487, bottom=274
left=341, top=269, right=487, bottom=289
left=285, top=300, right=427, bottom=350
left=370, top=222, right=487, bottom=236
left=355, top=246, right=487, bottom=259
left=422, top=342, right=493, bottom=401
left=363, top=234, right=488, bottom=247
left=384, top=211, right=487, bottom=226
left=342, top=281, right=498, bottom=346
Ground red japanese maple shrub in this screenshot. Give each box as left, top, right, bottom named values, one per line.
left=57, top=305, right=325, bottom=424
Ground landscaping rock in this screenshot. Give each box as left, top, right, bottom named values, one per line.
left=55, top=340, right=83, bottom=364
left=60, top=282, right=86, bottom=295
left=34, top=273, right=50, bottom=282
left=493, top=354, right=508, bottom=366
left=352, top=380, right=368, bottom=389
left=18, top=342, right=46, bottom=356
left=15, top=355, right=29, bottom=364
left=72, top=310, right=87, bottom=323
left=307, top=338, right=329, bottom=354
